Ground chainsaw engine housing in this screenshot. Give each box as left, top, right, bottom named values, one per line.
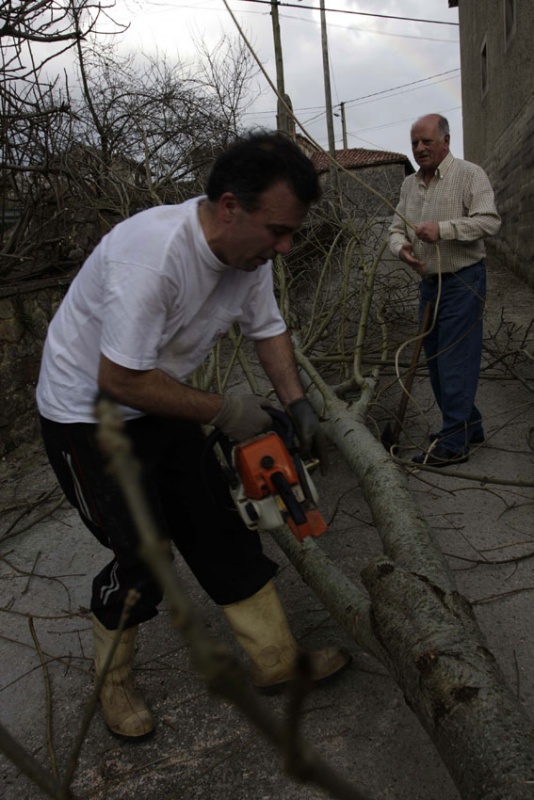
left=229, top=431, right=327, bottom=541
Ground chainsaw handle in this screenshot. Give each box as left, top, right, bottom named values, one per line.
left=264, top=407, right=296, bottom=450
left=208, top=407, right=294, bottom=447
left=270, top=471, right=307, bottom=526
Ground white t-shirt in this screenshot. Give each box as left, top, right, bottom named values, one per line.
left=36, top=197, right=286, bottom=423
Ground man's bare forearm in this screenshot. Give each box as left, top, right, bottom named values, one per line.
left=254, top=332, right=305, bottom=406
left=98, top=354, right=223, bottom=422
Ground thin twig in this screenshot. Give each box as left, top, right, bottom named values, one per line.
left=29, top=617, right=58, bottom=778
left=22, top=550, right=41, bottom=594
left=1, top=494, right=67, bottom=543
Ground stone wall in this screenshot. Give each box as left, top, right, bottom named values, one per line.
left=484, top=101, right=534, bottom=289
left=0, top=285, right=65, bottom=457
left=318, top=163, right=409, bottom=219
left=457, top=0, right=534, bottom=288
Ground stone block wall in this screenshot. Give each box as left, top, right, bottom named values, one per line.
left=457, top=0, right=534, bottom=289
left=0, top=286, right=65, bottom=457
left=484, top=101, right=534, bottom=289
left=319, top=163, right=408, bottom=219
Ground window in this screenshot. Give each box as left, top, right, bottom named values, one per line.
left=481, top=36, right=488, bottom=96
left=504, top=0, right=517, bottom=49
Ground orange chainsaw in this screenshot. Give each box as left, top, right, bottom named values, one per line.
left=211, top=410, right=328, bottom=542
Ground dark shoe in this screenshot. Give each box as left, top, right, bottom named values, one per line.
left=429, top=431, right=484, bottom=445
left=412, top=445, right=469, bottom=467
left=470, top=431, right=485, bottom=445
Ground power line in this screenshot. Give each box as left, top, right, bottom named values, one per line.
left=340, top=69, right=460, bottom=110
left=274, top=11, right=458, bottom=43
left=242, top=69, right=460, bottom=117
left=301, top=75, right=459, bottom=127
left=147, top=2, right=458, bottom=42
left=347, top=106, right=462, bottom=138
left=238, top=0, right=459, bottom=27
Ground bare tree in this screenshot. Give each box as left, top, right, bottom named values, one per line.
left=193, top=31, right=260, bottom=138
left=0, top=1, right=127, bottom=178
left=0, top=1, right=126, bottom=279
left=1, top=8, right=258, bottom=285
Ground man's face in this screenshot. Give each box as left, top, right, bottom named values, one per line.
left=220, top=181, right=308, bottom=271
left=411, top=116, right=450, bottom=174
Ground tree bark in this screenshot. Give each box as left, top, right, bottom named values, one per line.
left=271, top=371, right=534, bottom=800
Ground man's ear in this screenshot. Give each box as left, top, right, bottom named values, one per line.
left=219, top=192, right=239, bottom=223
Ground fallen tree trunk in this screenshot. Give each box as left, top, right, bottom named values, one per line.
left=270, top=364, right=534, bottom=800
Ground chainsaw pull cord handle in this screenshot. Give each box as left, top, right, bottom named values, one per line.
left=203, top=427, right=237, bottom=481
left=201, top=427, right=241, bottom=518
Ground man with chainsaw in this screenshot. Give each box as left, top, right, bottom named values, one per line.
left=388, top=113, right=501, bottom=466
left=36, top=131, right=349, bottom=740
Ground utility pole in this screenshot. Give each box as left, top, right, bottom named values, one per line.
left=340, top=101, right=348, bottom=149
left=270, top=1, right=290, bottom=136
left=319, top=0, right=336, bottom=160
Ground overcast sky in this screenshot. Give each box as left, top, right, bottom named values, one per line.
left=114, top=0, right=462, bottom=166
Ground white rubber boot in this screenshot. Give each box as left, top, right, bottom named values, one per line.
left=93, top=616, right=154, bottom=739
left=222, top=580, right=349, bottom=691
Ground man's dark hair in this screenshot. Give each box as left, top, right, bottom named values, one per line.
left=206, top=130, right=321, bottom=210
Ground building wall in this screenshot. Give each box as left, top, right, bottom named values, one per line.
left=457, top=0, right=534, bottom=287
left=319, top=163, right=408, bottom=219
left=484, top=101, right=534, bottom=286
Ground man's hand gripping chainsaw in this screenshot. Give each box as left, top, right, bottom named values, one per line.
left=213, top=409, right=328, bottom=542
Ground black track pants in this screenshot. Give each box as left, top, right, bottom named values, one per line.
left=40, top=414, right=277, bottom=630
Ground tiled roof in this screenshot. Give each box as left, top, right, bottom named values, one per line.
left=310, top=148, right=411, bottom=173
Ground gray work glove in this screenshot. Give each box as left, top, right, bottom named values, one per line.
left=287, top=398, right=329, bottom=475
left=211, top=393, right=273, bottom=442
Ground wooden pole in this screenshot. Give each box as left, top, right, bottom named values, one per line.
left=340, top=101, right=348, bottom=149
left=270, top=1, right=289, bottom=135
left=319, top=0, right=336, bottom=160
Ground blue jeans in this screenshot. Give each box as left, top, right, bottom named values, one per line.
left=419, top=261, right=486, bottom=453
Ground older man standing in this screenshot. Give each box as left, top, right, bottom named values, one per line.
left=388, top=113, right=501, bottom=466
